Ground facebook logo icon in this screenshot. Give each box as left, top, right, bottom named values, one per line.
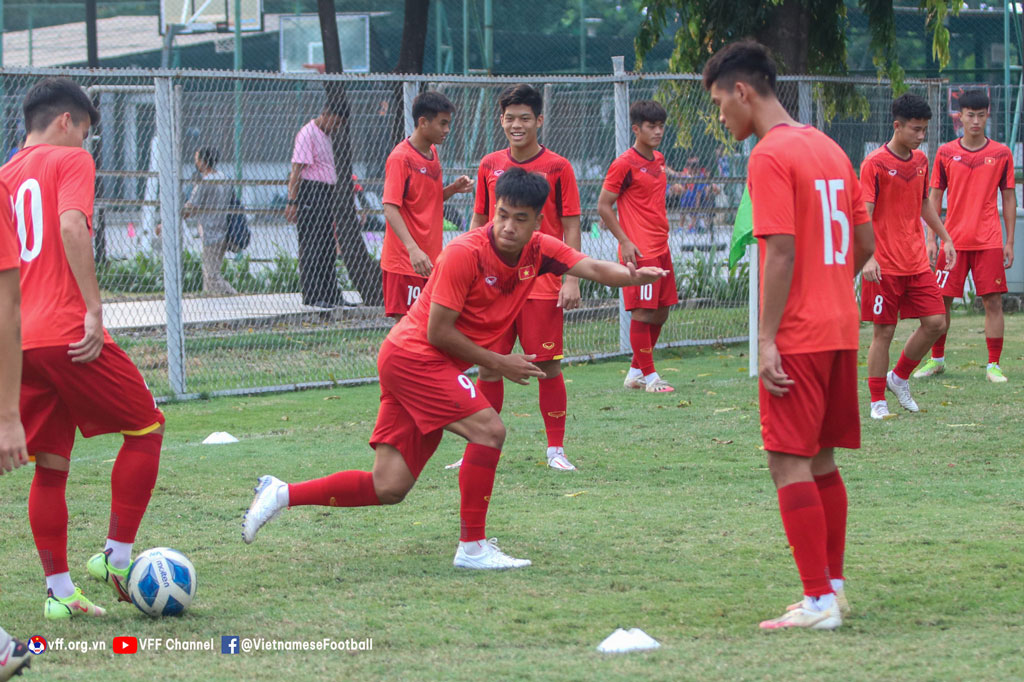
left=221, top=636, right=240, bottom=654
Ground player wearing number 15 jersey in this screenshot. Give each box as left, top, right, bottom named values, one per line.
left=242, top=168, right=669, bottom=572
left=859, top=94, right=955, bottom=420
left=705, top=41, right=874, bottom=631
left=0, top=78, right=165, bottom=620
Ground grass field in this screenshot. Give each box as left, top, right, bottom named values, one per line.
left=1, top=311, right=1021, bottom=681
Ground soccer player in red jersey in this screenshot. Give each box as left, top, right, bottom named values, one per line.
left=0, top=78, right=166, bottom=619
left=381, top=91, right=472, bottom=318
left=598, top=99, right=678, bottom=394
left=704, top=42, right=874, bottom=630
left=859, top=94, right=957, bottom=419
left=460, top=84, right=583, bottom=471
left=918, top=89, right=1017, bottom=383
left=242, top=168, right=668, bottom=569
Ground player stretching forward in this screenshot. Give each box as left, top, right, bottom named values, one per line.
left=860, top=94, right=956, bottom=419
left=459, top=84, right=582, bottom=471
left=381, top=91, right=472, bottom=319
left=243, top=168, right=667, bottom=569
left=1, top=78, right=165, bottom=619
left=704, top=42, right=873, bottom=630
left=598, top=99, right=678, bottom=393
left=916, top=89, right=1017, bottom=383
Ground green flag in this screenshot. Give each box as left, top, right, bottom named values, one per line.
left=728, top=185, right=755, bottom=268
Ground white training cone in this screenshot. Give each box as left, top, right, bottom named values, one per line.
left=596, top=628, right=661, bottom=653
left=202, top=431, right=239, bottom=444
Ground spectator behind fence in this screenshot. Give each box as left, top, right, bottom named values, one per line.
left=286, top=106, right=344, bottom=309
left=182, top=146, right=238, bottom=296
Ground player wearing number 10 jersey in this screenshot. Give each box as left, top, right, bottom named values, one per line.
left=242, top=168, right=669, bottom=571
left=0, top=78, right=165, bottom=620
left=705, top=41, right=874, bottom=631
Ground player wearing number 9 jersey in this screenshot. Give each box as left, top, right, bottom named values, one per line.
left=0, top=78, right=165, bottom=620
left=705, top=41, right=874, bottom=631
left=242, top=168, right=670, bottom=572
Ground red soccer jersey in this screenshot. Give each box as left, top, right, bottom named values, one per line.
left=381, top=139, right=444, bottom=276
left=930, top=139, right=1015, bottom=250
left=859, top=145, right=930, bottom=276
left=386, top=225, right=586, bottom=369
left=473, top=147, right=581, bottom=299
left=603, top=148, right=670, bottom=259
left=1, top=144, right=112, bottom=350
left=0, top=179, right=17, bottom=272
left=748, top=125, right=869, bottom=354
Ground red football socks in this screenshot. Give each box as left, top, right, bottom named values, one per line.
left=288, top=470, right=381, bottom=507
left=630, top=320, right=655, bottom=375
left=986, top=337, right=1003, bottom=365
left=538, top=375, right=566, bottom=448
left=932, top=333, right=947, bottom=359
left=814, top=469, right=848, bottom=582
left=867, top=377, right=886, bottom=402
left=29, top=466, right=69, bottom=576
left=650, top=322, right=663, bottom=347
left=459, top=444, right=501, bottom=542
left=776, top=481, right=831, bottom=597
left=108, top=431, right=162, bottom=543
left=477, top=379, right=504, bottom=413
left=892, top=351, right=920, bottom=381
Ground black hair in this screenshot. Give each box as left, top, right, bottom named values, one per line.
left=23, top=77, right=100, bottom=133
left=196, top=146, right=220, bottom=168
left=630, top=100, right=667, bottom=127
left=892, top=93, right=931, bottom=122
left=701, top=40, right=777, bottom=96
left=498, top=84, right=543, bottom=117
left=494, top=167, right=549, bottom=213
left=958, top=89, right=989, bottom=111
left=412, top=91, right=455, bottom=124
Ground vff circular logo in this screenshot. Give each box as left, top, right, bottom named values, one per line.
left=27, top=636, right=47, bottom=655
left=419, top=167, right=427, bottom=174
left=888, top=169, right=897, bottom=176
left=493, top=169, right=505, bottom=176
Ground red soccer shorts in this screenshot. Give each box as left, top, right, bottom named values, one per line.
left=20, top=343, right=165, bottom=459
left=935, top=247, right=1008, bottom=298
left=383, top=271, right=428, bottom=318
left=369, top=340, right=492, bottom=477
left=860, top=270, right=946, bottom=325
left=759, top=349, right=860, bottom=457
left=622, top=251, right=678, bottom=311
left=492, top=298, right=565, bottom=362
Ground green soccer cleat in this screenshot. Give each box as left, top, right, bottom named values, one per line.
left=912, top=358, right=945, bottom=378
left=986, top=364, right=1008, bottom=383
left=44, top=587, right=107, bottom=620
left=87, top=549, right=132, bottom=603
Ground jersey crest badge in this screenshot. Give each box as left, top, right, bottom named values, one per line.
left=984, top=157, right=995, bottom=165
left=519, top=265, right=535, bottom=280
left=484, top=275, right=498, bottom=286
left=917, top=167, right=926, bottom=175
left=888, top=169, right=898, bottom=176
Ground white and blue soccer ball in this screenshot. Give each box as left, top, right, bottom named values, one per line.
left=127, top=547, right=197, bottom=617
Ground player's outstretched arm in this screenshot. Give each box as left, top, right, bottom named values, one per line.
left=383, top=203, right=433, bottom=277
left=426, top=302, right=545, bottom=385
left=0, top=268, right=28, bottom=473
left=852, top=220, right=875, bottom=274
left=1001, top=188, right=1017, bottom=269
left=61, top=210, right=104, bottom=364
left=566, top=257, right=667, bottom=288
left=921, top=196, right=956, bottom=270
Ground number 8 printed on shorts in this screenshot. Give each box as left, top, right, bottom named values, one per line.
left=872, top=295, right=884, bottom=316
left=457, top=375, right=476, bottom=398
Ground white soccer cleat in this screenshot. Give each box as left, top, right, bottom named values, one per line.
left=546, top=447, right=577, bottom=471
left=760, top=597, right=842, bottom=630
left=445, top=458, right=463, bottom=469
left=644, top=378, right=675, bottom=393
left=623, top=375, right=646, bottom=390
left=453, top=538, right=532, bottom=570
left=242, top=475, right=288, bottom=544
left=886, top=371, right=919, bottom=412
left=788, top=588, right=850, bottom=616
left=869, top=401, right=890, bottom=420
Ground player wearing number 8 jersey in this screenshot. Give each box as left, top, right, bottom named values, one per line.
left=859, top=94, right=955, bottom=420
left=242, top=168, right=669, bottom=571
left=705, top=41, right=874, bottom=631
left=0, top=78, right=165, bottom=620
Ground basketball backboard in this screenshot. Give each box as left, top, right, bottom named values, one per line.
left=160, top=0, right=264, bottom=35
left=279, top=14, right=370, bottom=74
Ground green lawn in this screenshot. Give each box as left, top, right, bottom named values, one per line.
left=0, top=312, right=1021, bottom=681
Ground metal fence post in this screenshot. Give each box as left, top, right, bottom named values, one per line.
left=612, top=56, right=630, bottom=354
left=926, top=79, right=942, bottom=166
left=155, top=76, right=186, bottom=397
left=747, top=241, right=758, bottom=378
left=797, top=81, right=813, bottom=125
left=403, top=81, right=418, bottom=137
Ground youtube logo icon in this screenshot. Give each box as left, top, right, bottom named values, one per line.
left=113, top=636, right=138, bottom=654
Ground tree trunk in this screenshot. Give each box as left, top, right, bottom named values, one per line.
left=756, top=0, right=810, bottom=117
left=390, top=0, right=432, bottom=149
left=317, top=0, right=383, bottom=305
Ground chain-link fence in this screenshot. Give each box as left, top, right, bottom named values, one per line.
left=0, top=67, right=1019, bottom=399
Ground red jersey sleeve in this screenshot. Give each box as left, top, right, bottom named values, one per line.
left=555, top=161, right=581, bottom=218
left=848, top=172, right=870, bottom=226
left=602, top=157, right=630, bottom=195
left=749, top=153, right=795, bottom=237
left=0, top=182, right=17, bottom=272
left=930, top=154, right=948, bottom=190
left=1000, top=151, right=1015, bottom=190
left=859, top=156, right=879, bottom=205
left=429, top=243, right=479, bottom=313
left=381, top=148, right=410, bottom=207
left=473, top=161, right=490, bottom=216
left=57, top=150, right=96, bottom=230
left=537, top=233, right=587, bottom=275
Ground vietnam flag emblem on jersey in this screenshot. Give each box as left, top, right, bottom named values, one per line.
left=985, top=157, right=995, bottom=165
left=519, top=265, right=536, bottom=280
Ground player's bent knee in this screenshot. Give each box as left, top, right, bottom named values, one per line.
left=372, top=473, right=414, bottom=505
left=34, top=452, right=70, bottom=472
left=982, top=294, right=1003, bottom=312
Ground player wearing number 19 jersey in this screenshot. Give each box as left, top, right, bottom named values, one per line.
left=705, top=41, right=874, bottom=631
left=0, top=78, right=165, bottom=620
left=242, top=168, right=669, bottom=571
